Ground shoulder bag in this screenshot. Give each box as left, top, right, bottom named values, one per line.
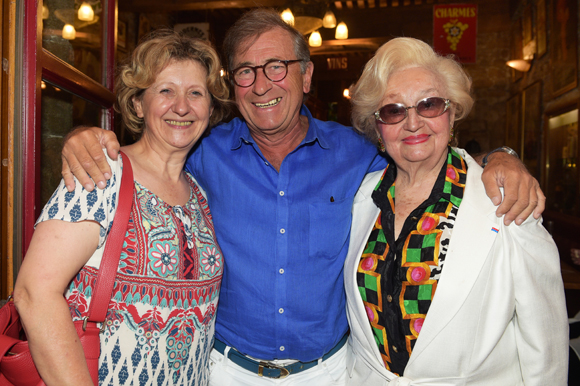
left=0, top=152, right=134, bottom=386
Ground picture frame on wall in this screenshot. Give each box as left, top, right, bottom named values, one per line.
left=118, top=19, right=127, bottom=50
left=536, top=0, right=547, bottom=57
left=551, top=0, right=577, bottom=97
left=506, top=94, right=521, bottom=152
left=138, top=14, right=151, bottom=41
left=521, top=81, right=543, bottom=179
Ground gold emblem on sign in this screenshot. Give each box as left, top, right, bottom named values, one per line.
left=442, top=20, right=469, bottom=51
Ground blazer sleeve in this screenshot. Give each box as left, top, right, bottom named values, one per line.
left=500, top=216, right=569, bottom=385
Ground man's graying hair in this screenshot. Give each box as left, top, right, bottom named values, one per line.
left=223, top=8, right=311, bottom=74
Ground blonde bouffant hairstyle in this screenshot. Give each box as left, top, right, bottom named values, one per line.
left=350, top=37, right=473, bottom=145
left=115, top=29, right=230, bottom=136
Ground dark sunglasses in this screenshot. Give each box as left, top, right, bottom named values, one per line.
left=374, top=97, right=451, bottom=125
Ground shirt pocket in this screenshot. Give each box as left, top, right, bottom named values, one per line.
left=309, top=196, right=352, bottom=259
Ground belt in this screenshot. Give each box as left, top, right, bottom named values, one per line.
left=213, top=334, right=348, bottom=379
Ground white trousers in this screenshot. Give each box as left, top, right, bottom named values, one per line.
left=208, top=344, right=349, bottom=385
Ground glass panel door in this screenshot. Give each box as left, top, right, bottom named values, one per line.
left=42, top=0, right=103, bottom=84
left=21, top=0, right=116, bottom=256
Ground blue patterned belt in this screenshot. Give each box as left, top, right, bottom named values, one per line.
left=213, top=334, right=348, bottom=379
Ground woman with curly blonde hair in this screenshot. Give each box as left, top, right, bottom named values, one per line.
left=14, top=29, right=229, bottom=386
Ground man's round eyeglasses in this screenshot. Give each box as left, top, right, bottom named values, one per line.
left=230, top=59, right=304, bottom=88
left=374, top=97, right=451, bottom=125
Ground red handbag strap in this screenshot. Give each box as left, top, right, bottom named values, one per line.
left=86, top=151, right=134, bottom=323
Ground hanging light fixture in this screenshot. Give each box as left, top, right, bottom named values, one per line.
left=335, top=21, right=348, bottom=40
left=62, top=24, right=76, bottom=40
left=322, top=10, right=337, bottom=28
left=78, top=2, right=95, bottom=22
left=506, top=59, right=531, bottom=72
left=42, top=4, right=49, bottom=19
left=281, top=8, right=295, bottom=26
left=309, top=30, right=322, bottom=47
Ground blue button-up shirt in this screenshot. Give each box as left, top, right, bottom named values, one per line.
left=186, top=106, right=386, bottom=361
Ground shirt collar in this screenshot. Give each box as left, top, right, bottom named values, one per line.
left=372, top=147, right=458, bottom=211
left=229, top=105, right=331, bottom=150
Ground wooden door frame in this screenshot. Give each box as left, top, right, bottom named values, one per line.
left=16, top=0, right=116, bottom=291
left=0, top=0, right=17, bottom=300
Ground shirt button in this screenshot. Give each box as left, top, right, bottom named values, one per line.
left=279, top=308, right=284, bottom=314
left=279, top=191, right=285, bottom=196
left=392, top=345, right=398, bottom=353
left=264, top=161, right=269, bottom=166
left=280, top=346, right=285, bottom=351
left=279, top=268, right=285, bottom=274
left=280, top=228, right=286, bottom=234
left=387, top=295, right=393, bottom=302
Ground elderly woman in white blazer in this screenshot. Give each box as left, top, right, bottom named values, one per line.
left=344, top=37, right=568, bottom=385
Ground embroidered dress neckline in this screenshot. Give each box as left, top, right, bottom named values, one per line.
left=133, top=172, right=195, bottom=209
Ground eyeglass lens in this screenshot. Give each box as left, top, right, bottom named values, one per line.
left=233, top=61, right=289, bottom=87
left=378, top=97, right=448, bottom=124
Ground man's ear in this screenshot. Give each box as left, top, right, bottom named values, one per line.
left=133, top=96, right=144, bottom=118
left=302, top=61, right=314, bottom=94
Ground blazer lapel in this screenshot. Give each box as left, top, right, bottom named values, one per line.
left=406, top=154, right=499, bottom=368
left=347, top=171, right=385, bottom=367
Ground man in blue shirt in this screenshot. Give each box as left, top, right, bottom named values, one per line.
left=61, top=8, right=544, bottom=385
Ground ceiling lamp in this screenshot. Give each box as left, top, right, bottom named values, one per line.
left=78, top=2, right=94, bottom=22
left=280, top=5, right=341, bottom=36
left=42, top=4, right=49, bottom=19
left=309, top=30, right=322, bottom=47
left=506, top=59, right=531, bottom=72
left=281, top=8, right=295, bottom=26
left=322, top=10, right=336, bottom=28
left=335, top=21, right=348, bottom=40
left=62, top=24, right=76, bottom=40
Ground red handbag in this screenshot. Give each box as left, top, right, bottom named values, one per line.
left=0, top=152, right=134, bottom=386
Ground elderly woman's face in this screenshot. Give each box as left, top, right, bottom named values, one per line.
left=133, top=60, right=213, bottom=152
left=377, top=67, right=454, bottom=169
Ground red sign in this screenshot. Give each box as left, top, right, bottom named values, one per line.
left=433, top=4, right=477, bottom=64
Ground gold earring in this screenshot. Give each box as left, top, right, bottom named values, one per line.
left=378, top=137, right=386, bottom=152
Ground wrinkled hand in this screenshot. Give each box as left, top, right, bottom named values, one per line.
left=61, top=127, right=120, bottom=192
left=481, top=152, right=545, bottom=225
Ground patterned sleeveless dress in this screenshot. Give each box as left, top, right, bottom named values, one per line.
left=37, top=153, right=222, bottom=385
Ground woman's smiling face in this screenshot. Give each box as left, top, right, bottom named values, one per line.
left=378, top=66, right=455, bottom=169
left=133, top=60, right=213, bottom=153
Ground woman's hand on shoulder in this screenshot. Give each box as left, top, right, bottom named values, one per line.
left=480, top=152, right=545, bottom=226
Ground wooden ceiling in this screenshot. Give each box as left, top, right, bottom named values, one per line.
left=119, top=0, right=439, bottom=13
left=118, top=0, right=447, bottom=55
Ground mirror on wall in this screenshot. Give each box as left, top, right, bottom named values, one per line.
left=545, top=108, right=579, bottom=217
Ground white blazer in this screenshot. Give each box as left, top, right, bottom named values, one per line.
left=344, top=150, right=569, bottom=386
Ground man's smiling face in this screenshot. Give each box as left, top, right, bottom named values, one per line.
left=232, top=27, right=313, bottom=138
